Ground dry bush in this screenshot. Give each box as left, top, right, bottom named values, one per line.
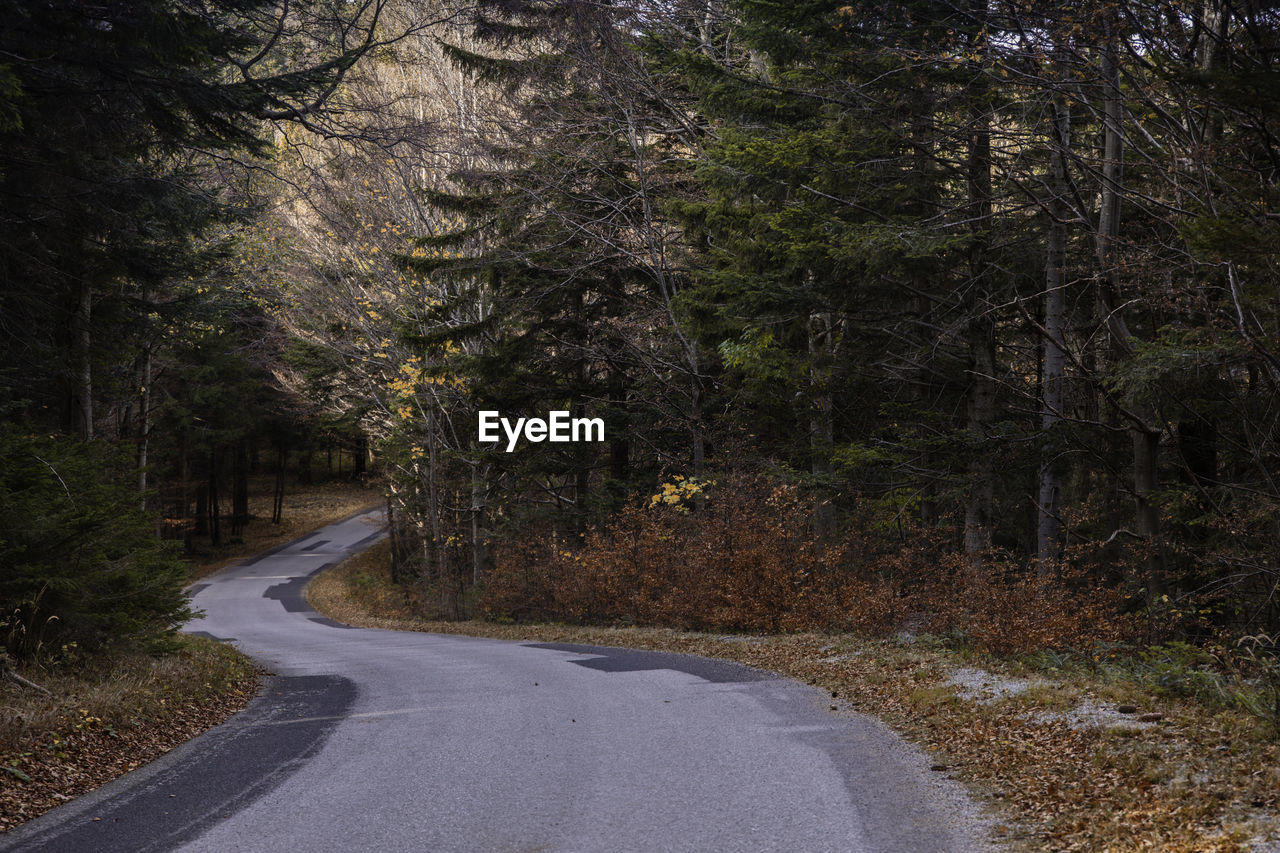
left=482, top=475, right=877, bottom=632
left=926, top=557, right=1128, bottom=654
left=480, top=473, right=1127, bottom=654
left=847, top=529, right=1130, bottom=652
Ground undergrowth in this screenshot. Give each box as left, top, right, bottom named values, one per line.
left=480, top=473, right=1125, bottom=655
left=0, top=636, right=259, bottom=829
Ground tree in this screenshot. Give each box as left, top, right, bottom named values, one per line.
left=0, top=428, right=192, bottom=659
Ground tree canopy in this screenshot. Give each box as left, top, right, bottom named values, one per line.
left=8, top=0, right=1280, bottom=654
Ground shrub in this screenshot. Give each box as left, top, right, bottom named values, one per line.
left=479, top=472, right=1126, bottom=653
left=1224, top=634, right=1280, bottom=735
left=917, top=553, right=1129, bottom=654
left=0, top=428, right=192, bottom=661
left=481, top=474, right=885, bottom=633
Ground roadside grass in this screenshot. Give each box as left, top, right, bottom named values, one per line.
left=185, top=477, right=378, bottom=580
left=0, top=637, right=259, bottom=830
left=308, top=542, right=1280, bottom=853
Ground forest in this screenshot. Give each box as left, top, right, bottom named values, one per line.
left=3, top=0, right=1280, bottom=664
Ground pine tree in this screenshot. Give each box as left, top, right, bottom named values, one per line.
left=405, top=0, right=704, bottom=534
left=668, top=0, right=1004, bottom=539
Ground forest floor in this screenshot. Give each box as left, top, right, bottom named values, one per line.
left=0, top=638, right=258, bottom=831
left=0, top=477, right=378, bottom=832
left=308, top=541, right=1280, bottom=853
left=185, top=476, right=380, bottom=580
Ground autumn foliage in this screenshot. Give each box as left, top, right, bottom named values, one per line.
left=480, top=474, right=1125, bottom=653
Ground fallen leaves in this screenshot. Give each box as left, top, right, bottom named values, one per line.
left=0, top=640, right=259, bottom=833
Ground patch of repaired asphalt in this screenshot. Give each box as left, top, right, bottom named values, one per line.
left=524, top=642, right=771, bottom=684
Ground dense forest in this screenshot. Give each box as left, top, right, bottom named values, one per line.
left=4, top=0, right=1280, bottom=659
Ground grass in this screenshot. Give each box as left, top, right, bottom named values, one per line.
left=0, top=637, right=259, bottom=830
left=308, top=542, right=1280, bottom=853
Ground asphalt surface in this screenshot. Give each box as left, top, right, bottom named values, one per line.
left=2, top=509, right=991, bottom=852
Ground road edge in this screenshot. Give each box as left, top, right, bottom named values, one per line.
left=0, top=507, right=386, bottom=844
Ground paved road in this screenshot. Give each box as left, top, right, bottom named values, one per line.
left=3, top=509, right=991, bottom=852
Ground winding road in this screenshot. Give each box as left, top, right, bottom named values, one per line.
left=2, top=509, right=991, bottom=852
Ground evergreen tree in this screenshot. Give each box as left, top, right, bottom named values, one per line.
left=668, top=0, right=1011, bottom=540
left=407, top=0, right=704, bottom=535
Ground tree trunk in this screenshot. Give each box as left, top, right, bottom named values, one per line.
left=425, top=410, right=449, bottom=614
left=963, top=16, right=995, bottom=559
left=912, top=82, right=940, bottom=529
left=964, top=317, right=996, bottom=556
left=388, top=492, right=405, bottom=583
left=298, top=446, right=313, bottom=485
left=73, top=283, right=94, bottom=440
left=470, top=459, right=488, bottom=587
left=193, top=450, right=208, bottom=535
left=809, top=310, right=836, bottom=541
left=1134, top=427, right=1164, bottom=598
left=1038, top=90, right=1071, bottom=570
left=1200, top=0, right=1228, bottom=144
left=353, top=435, right=368, bottom=478
left=1094, top=15, right=1166, bottom=594
left=690, top=363, right=705, bottom=477
left=208, top=449, right=221, bottom=548
left=137, top=344, right=152, bottom=509
left=272, top=446, right=286, bottom=524
left=232, top=440, right=249, bottom=535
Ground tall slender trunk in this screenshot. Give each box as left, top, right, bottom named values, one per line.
left=964, top=13, right=995, bottom=558
left=388, top=492, right=404, bottom=583
left=298, top=445, right=313, bottom=485
left=137, top=344, right=152, bottom=509
left=1133, top=427, right=1163, bottom=594
left=232, top=440, right=249, bottom=535
left=1095, top=15, right=1166, bottom=594
left=425, top=409, right=450, bottom=614
left=690, top=344, right=705, bottom=478
left=573, top=325, right=591, bottom=533
left=1038, top=90, right=1070, bottom=569
left=809, top=309, right=836, bottom=541
left=913, top=291, right=938, bottom=528
left=697, top=0, right=717, bottom=54
left=964, top=320, right=996, bottom=556
left=193, top=449, right=207, bottom=535
left=470, top=458, right=487, bottom=587
left=912, top=86, right=939, bottom=528
left=272, top=446, right=286, bottom=524
left=208, top=448, right=221, bottom=548
left=353, top=434, right=368, bottom=478
left=179, top=436, right=189, bottom=519
left=74, top=283, right=93, bottom=440
left=1200, top=0, right=1228, bottom=145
